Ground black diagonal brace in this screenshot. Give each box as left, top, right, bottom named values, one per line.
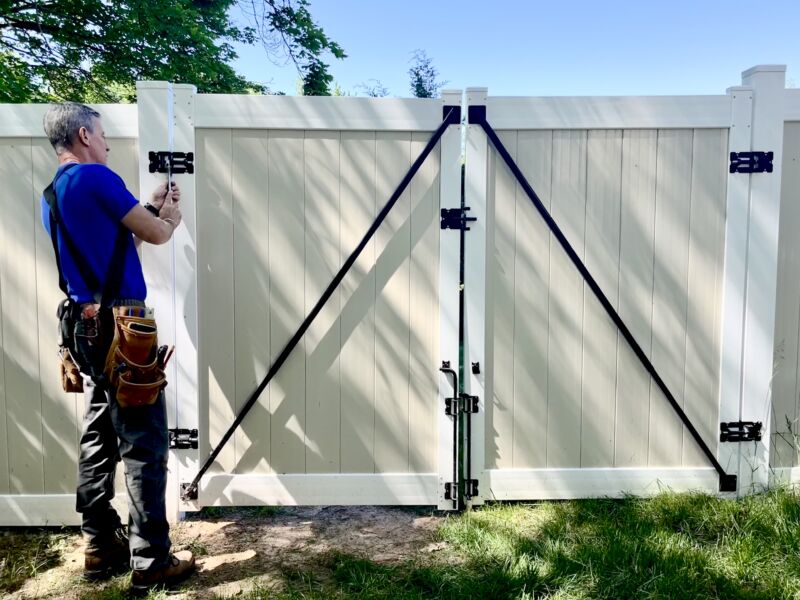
left=182, top=109, right=459, bottom=501
left=474, top=112, right=736, bottom=493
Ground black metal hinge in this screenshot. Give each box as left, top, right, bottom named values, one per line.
left=149, top=151, right=195, bottom=174
left=169, top=428, right=199, bottom=450
left=730, top=151, right=773, bottom=174
left=720, top=421, right=762, bottom=443
left=441, top=207, right=477, bottom=231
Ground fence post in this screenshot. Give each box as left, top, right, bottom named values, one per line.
left=719, top=65, right=786, bottom=494
left=464, top=87, right=489, bottom=507
left=136, top=82, right=198, bottom=520
left=438, top=89, right=463, bottom=509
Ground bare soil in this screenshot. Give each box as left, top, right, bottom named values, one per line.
left=6, top=506, right=446, bottom=599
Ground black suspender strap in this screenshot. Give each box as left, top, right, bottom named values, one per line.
left=43, top=164, right=129, bottom=305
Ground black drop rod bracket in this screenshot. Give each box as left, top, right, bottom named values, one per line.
left=181, top=110, right=459, bottom=502
left=476, top=115, right=736, bottom=493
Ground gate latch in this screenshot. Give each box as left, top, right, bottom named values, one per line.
left=445, top=394, right=480, bottom=417
left=149, top=151, right=195, bottom=174
left=441, top=207, right=477, bottom=231
left=169, top=428, right=198, bottom=450
left=720, top=421, right=762, bottom=443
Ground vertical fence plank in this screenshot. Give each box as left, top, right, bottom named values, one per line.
left=512, top=130, right=552, bottom=469
left=489, top=131, right=517, bottom=470
left=0, top=139, right=44, bottom=493
left=0, top=146, right=9, bottom=493
left=32, top=140, right=77, bottom=493
left=683, top=129, right=728, bottom=466
left=648, top=129, right=693, bottom=467
left=340, top=132, right=377, bottom=473
left=196, top=129, right=236, bottom=474
left=581, top=130, right=623, bottom=468
left=409, top=132, right=440, bottom=474
left=615, top=130, right=658, bottom=467
left=547, top=130, right=587, bottom=468
left=374, top=132, right=412, bottom=473
left=773, top=122, right=800, bottom=469
left=232, top=130, right=271, bottom=473
left=269, top=131, right=306, bottom=474
left=304, top=131, right=342, bottom=473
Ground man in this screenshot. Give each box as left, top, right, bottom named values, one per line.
left=41, top=102, right=194, bottom=593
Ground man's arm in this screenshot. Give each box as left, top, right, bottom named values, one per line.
left=123, top=182, right=182, bottom=245
left=123, top=205, right=176, bottom=245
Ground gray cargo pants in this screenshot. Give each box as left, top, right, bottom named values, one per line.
left=76, top=375, right=171, bottom=571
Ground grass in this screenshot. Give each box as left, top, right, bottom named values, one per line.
left=223, top=487, right=800, bottom=600
left=0, top=528, right=70, bottom=594
left=3, top=489, right=799, bottom=599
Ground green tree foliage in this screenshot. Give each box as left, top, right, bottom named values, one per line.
left=0, top=0, right=344, bottom=102
left=408, top=49, right=446, bottom=98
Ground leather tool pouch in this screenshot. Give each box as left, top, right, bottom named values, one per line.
left=56, top=298, right=83, bottom=393
left=104, top=308, right=167, bottom=408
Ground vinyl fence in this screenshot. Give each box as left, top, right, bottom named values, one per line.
left=0, top=66, right=797, bottom=525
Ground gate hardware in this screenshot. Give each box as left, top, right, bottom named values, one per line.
left=729, top=151, right=773, bottom=174
left=471, top=362, right=480, bottom=375
left=478, top=116, right=739, bottom=494
left=169, top=428, right=198, bottom=450
left=465, top=479, right=479, bottom=498
left=442, top=104, right=462, bottom=124
left=148, top=151, right=195, bottom=175
left=181, top=482, right=198, bottom=501
left=182, top=111, right=459, bottom=503
left=444, top=482, right=457, bottom=500
left=441, top=207, right=477, bottom=231
left=720, top=421, right=763, bottom=443
left=444, top=393, right=480, bottom=417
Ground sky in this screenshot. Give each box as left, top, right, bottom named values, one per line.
left=229, top=0, right=799, bottom=98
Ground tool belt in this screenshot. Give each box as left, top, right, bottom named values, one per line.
left=103, top=306, right=168, bottom=408
left=56, top=298, right=85, bottom=393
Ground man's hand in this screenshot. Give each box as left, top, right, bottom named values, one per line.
left=150, top=180, right=181, bottom=211
left=159, top=187, right=182, bottom=230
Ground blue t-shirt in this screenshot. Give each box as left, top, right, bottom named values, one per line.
left=41, top=163, right=146, bottom=304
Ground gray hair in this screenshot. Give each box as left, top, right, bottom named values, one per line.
left=43, top=102, right=101, bottom=154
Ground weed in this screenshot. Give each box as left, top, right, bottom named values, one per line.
left=0, top=528, right=69, bottom=594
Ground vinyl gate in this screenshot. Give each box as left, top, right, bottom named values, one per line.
left=0, top=65, right=796, bottom=525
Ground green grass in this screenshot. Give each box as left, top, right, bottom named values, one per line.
left=0, top=528, right=70, bottom=594
left=224, top=487, right=800, bottom=600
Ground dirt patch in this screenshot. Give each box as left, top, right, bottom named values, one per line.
left=5, top=506, right=446, bottom=599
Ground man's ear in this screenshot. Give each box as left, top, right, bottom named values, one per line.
left=77, top=127, right=90, bottom=147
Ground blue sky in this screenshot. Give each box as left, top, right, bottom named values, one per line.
left=230, top=0, right=799, bottom=97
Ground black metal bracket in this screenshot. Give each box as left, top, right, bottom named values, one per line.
left=441, top=207, right=477, bottom=231
left=169, top=428, right=198, bottom=450
left=467, top=105, right=487, bottom=125
left=443, top=104, right=462, bottom=125
left=180, top=482, right=198, bottom=500
left=465, top=479, right=479, bottom=498
left=443, top=482, right=457, bottom=500
left=444, top=394, right=479, bottom=417
left=720, top=421, right=763, bottom=443
left=729, top=151, right=773, bottom=174
left=148, top=151, right=195, bottom=175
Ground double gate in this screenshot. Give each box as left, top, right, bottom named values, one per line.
left=154, top=79, right=777, bottom=513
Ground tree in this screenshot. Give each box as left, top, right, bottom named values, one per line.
left=408, top=49, right=446, bottom=98
left=0, top=0, right=344, bottom=102
left=356, top=79, right=390, bottom=97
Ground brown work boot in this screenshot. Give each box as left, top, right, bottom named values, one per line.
left=130, top=550, right=195, bottom=595
left=83, top=527, right=130, bottom=581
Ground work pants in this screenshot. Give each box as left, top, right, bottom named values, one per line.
left=75, top=375, right=171, bottom=571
